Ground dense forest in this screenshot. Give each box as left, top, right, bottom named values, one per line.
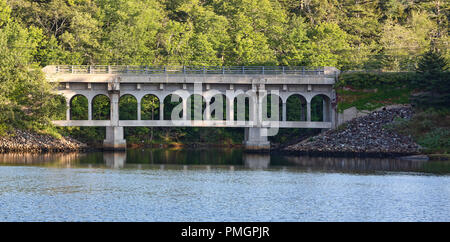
left=0, top=0, right=449, bottom=145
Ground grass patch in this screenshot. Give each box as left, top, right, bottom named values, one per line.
left=337, top=86, right=412, bottom=112
left=393, top=108, right=450, bottom=154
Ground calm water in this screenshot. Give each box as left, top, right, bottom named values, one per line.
left=0, top=149, right=449, bottom=222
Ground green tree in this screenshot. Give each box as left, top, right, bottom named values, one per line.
left=303, top=22, right=350, bottom=68
left=0, top=19, right=65, bottom=134
left=412, top=48, right=449, bottom=108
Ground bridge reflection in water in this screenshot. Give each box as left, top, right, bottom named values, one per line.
left=0, top=149, right=448, bottom=174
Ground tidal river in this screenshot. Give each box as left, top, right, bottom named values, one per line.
left=0, top=149, right=449, bottom=222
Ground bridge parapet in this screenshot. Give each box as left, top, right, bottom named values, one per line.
left=44, top=65, right=339, bottom=76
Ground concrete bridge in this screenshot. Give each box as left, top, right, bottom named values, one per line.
left=44, top=65, right=339, bottom=151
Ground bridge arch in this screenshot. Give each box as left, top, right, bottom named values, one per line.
left=262, top=93, right=282, bottom=121
left=141, top=94, right=160, bottom=120
left=119, top=94, right=138, bottom=120
left=311, top=94, right=332, bottom=122
left=92, top=94, right=110, bottom=120
left=163, top=94, right=183, bottom=120
left=187, top=94, right=206, bottom=120
left=209, top=93, right=228, bottom=120
left=233, top=93, right=255, bottom=121
left=70, top=94, right=89, bottom=120
left=286, top=94, right=307, bottom=121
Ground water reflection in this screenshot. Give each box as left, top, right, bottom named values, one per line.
left=0, top=149, right=448, bottom=174
left=103, top=151, right=126, bottom=169
left=243, top=153, right=270, bottom=169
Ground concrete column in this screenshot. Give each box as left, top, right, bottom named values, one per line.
left=307, top=102, right=311, bottom=122
left=282, top=101, right=287, bottom=121
left=137, top=102, right=141, bottom=120
left=160, top=102, right=164, bottom=120
left=66, top=100, right=70, bottom=120
left=256, top=90, right=265, bottom=127
left=182, top=98, right=187, bottom=120
left=228, top=98, right=234, bottom=121
left=88, top=99, right=92, bottom=120
left=205, top=101, right=211, bottom=120
left=110, top=93, right=120, bottom=126
left=104, top=92, right=126, bottom=150
left=104, top=126, right=126, bottom=150
left=244, top=127, right=270, bottom=152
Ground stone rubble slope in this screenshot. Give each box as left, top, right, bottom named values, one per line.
left=285, top=106, right=421, bottom=156
left=0, top=129, right=87, bottom=153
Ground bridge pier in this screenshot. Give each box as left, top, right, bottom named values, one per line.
left=244, top=128, right=270, bottom=152
left=103, top=126, right=127, bottom=150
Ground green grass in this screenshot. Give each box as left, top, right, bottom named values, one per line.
left=337, top=87, right=412, bottom=113
left=392, top=108, right=450, bottom=154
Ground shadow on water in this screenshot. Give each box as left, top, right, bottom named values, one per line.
left=0, top=149, right=448, bottom=174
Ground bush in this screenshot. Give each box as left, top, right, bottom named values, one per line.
left=337, top=72, right=417, bottom=89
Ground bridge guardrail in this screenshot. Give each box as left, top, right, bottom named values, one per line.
left=47, top=65, right=329, bottom=75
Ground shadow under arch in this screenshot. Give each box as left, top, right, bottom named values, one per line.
left=70, top=94, right=88, bottom=120
left=92, top=94, right=110, bottom=120
left=286, top=94, right=307, bottom=121
left=311, top=94, right=331, bottom=122
left=141, top=94, right=160, bottom=120
left=233, top=93, right=254, bottom=121
left=119, top=94, right=138, bottom=120
left=262, top=93, right=282, bottom=121
left=163, top=94, right=182, bottom=120
left=187, top=94, right=206, bottom=120
left=210, top=94, right=228, bottom=120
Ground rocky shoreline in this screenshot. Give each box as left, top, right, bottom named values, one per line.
left=283, top=106, right=422, bottom=157
left=0, top=129, right=87, bottom=153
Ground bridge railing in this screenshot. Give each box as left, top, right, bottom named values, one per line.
left=49, top=65, right=327, bottom=75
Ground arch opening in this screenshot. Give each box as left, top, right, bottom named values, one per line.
left=262, top=94, right=282, bottom=121
left=210, top=94, right=227, bottom=120
left=163, top=94, right=182, bottom=120
left=187, top=94, right=206, bottom=120
left=70, top=94, right=88, bottom=120
left=141, top=94, right=160, bottom=120
left=119, top=94, right=138, bottom=120
left=311, top=94, right=331, bottom=122
left=92, top=94, right=110, bottom=120
left=286, top=94, right=307, bottom=121
left=234, top=94, right=252, bottom=121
